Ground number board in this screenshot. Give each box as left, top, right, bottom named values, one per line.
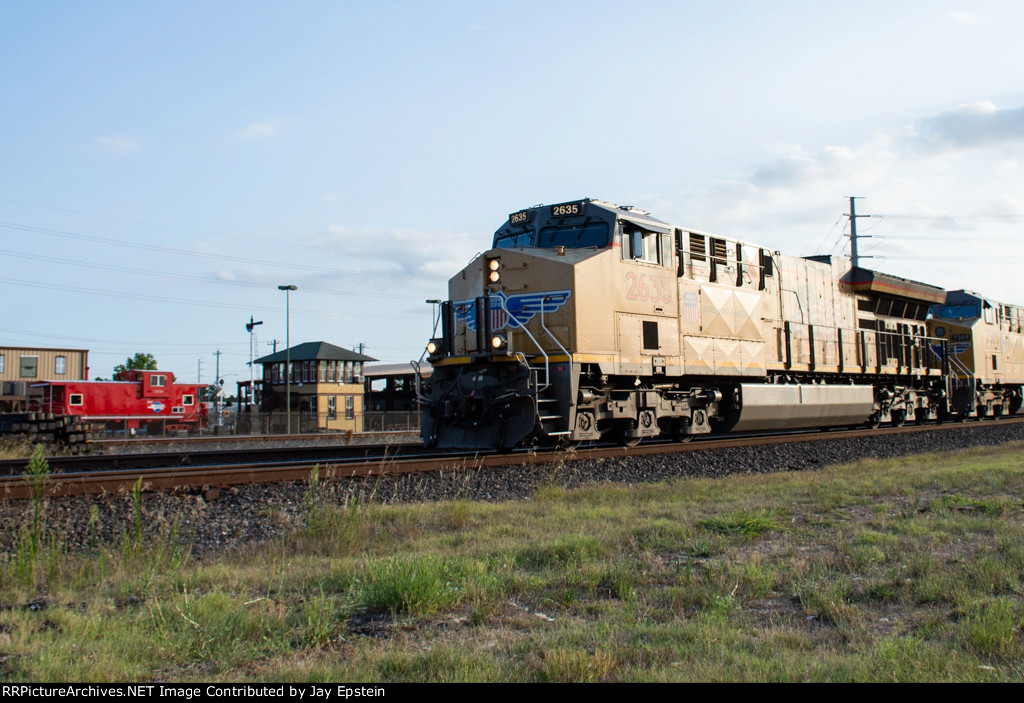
left=550, top=201, right=586, bottom=218
left=508, top=209, right=534, bottom=226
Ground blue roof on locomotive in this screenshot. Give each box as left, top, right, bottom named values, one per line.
left=492, top=198, right=672, bottom=251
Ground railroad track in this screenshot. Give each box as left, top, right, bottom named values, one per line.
left=0, top=441, right=425, bottom=475
left=4, top=417, right=1022, bottom=500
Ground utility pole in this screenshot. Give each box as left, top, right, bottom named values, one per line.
left=197, top=358, right=203, bottom=384
left=846, top=196, right=873, bottom=269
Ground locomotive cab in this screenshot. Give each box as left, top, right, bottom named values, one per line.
left=928, top=291, right=1024, bottom=417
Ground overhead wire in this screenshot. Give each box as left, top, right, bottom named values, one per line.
left=0, top=276, right=422, bottom=318
left=0, top=219, right=447, bottom=282
left=0, top=248, right=426, bottom=301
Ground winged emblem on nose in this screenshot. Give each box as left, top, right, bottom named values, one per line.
left=454, top=290, right=572, bottom=331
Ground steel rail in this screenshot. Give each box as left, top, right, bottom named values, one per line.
left=3, top=416, right=1021, bottom=501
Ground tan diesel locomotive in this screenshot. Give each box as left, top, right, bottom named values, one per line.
left=420, top=198, right=1024, bottom=449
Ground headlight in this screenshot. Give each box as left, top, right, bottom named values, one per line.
left=426, top=341, right=437, bottom=354
left=485, top=256, right=501, bottom=285
left=490, top=334, right=507, bottom=350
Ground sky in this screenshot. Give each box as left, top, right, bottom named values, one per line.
left=2, top=0, right=1024, bottom=387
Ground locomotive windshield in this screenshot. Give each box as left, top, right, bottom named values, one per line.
left=538, top=222, right=610, bottom=249
left=930, top=303, right=980, bottom=319
left=493, top=222, right=611, bottom=250
left=494, top=230, right=534, bottom=248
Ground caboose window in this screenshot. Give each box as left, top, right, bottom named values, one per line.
left=538, top=222, right=609, bottom=249
left=69, top=394, right=83, bottom=406
left=183, top=395, right=194, bottom=406
left=152, top=375, right=166, bottom=387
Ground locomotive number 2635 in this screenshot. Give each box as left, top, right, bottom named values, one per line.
left=625, top=272, right=672, bottom=304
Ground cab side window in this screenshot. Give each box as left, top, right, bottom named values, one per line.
left=622, top=226, right=662, bottom=264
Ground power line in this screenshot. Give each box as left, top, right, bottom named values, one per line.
left=0, top=325, right=247, bottom=347
left=0, top=195, right=478, bottom=259
left=0, top=220, right=446, bottom=282
left=873, top=213, right=1024, bottom=222
left=0, top=276, right=422, bottom=318
left=0, top=248, right=427, bottom=301
left=813, top=214, right=845, bottom=255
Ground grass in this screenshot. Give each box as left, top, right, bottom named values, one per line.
left=1, top=442, right=1024, bottom=681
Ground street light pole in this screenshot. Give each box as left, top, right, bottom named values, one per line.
left=278, top=285, right=297, bottom=434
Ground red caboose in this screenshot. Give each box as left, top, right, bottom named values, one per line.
left=30, top=369, right=208, bottom=435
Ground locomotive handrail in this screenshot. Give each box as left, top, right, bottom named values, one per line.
left=412, top=300, right=445, bottom=406
left=497, top=293, right=573, bottom=398
left=538, top=299, right=573, bottom=394
left=496, top=295, right=551, bottom=392
left=927, top=340, right=974, bottom=383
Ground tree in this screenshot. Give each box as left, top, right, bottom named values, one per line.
left=113, top=353, right=158, bottom=376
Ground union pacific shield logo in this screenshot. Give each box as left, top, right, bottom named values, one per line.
left=455, top=290, right=572, bottom=331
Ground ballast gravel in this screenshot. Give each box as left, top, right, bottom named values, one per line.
left=3, top=422, right=1023, bottom=561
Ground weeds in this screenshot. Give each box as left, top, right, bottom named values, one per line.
left=2, top=442, right=1024, bottom=681
left=958, top=599, right=1021, bottom=657
left=698, top=510, right=780, bottom=538
left=358, top=554, right=466, bottom=615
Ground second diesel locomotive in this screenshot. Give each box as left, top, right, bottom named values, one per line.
left=420, top=198, right=1024, bottom=449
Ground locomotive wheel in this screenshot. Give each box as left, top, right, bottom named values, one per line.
left=675, top=434, right=694, bottom=443
left=615, top=420, right=642, bottom=447
left=865, top=412, right=881, bottom=430
left=915, top=408, right=928, bottom=425
left=615, top=427, right=641, bottom=447
left=891, top=410, right=906, bottom=428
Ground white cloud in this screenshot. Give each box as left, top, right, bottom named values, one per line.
left=94, top=135, right=140, bottom=154
left=947, top=11, right=985, bottom=24
left=230, top=119, right=281, bottom=140
left=309, top=225, right=480, bottom=289
left=911, top=101, right=1024, bottom=151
